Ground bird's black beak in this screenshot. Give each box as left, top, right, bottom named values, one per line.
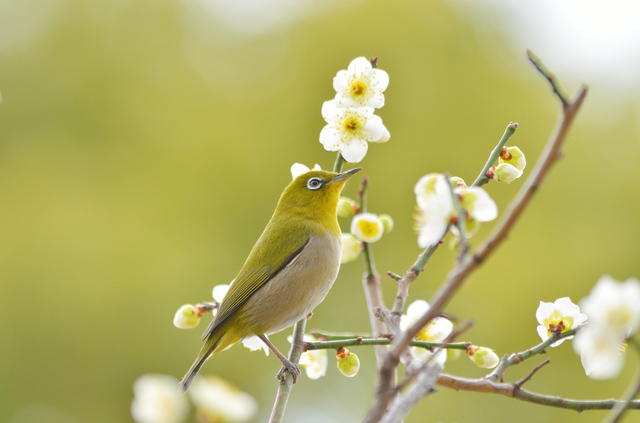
left=332, top=167, right=362, bottom=182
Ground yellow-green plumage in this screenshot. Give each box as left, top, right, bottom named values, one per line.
left=180, top=168, right=360, bottom=391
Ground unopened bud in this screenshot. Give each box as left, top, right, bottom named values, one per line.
left=341, top=233, right=363, bottom=263
left=336, top=347, right=360, bottom=377
left=466, top=345, right=499, bottom=369
left=449, top=176, right=467, bottom=188
left=488, top=163, right=521, bottom=184
left=173, top=305, right=201, bottom=329
left=337, top=197, right=359, bottom=217
left=499, top=146, right=526, bottom=172
left=378, top=214, right=394, bottom=234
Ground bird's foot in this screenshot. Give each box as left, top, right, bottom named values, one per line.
left=276, top=359, right=300, bottom=384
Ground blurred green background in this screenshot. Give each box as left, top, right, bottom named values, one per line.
left=2, top=0, right=639, bottom=422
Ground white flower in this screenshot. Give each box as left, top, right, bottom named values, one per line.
left=173, top=304, right=202, bottom=329
left=378, top=214, right=394, bottom=234
left=212, top=283, right=269, bottom=355
left=466, top=346, right=500, bottom=369
left=414, top=174, right=453, bottom=248
left=573, top=326, right=627, bottom=380
left=212, top=284, right=231, bottom=305
left=333, top=57, right=389, bottom=109
left=413, top=175, right=497, bottom=247
left=500, top=146, right=526, bottom=172
left=131, top=374, right=188, bottom=423
left=291, top=163, right=321, bottom=179
left=571, top=276, right=640, bottom=379
left=535, top=297, right=587, bottom=347
left=489, top=163, right=522, bottom=184
left=189, top=375, right=258, bottom=423
left=351, top=213, right=385, bottom=243
left=400, top=300, right=453, bottom=366
left=580, top=275, right=640, bottom=337
left=456, top=186, right=498, bottom=224
left=341, top=233, right=362, bottom=263
left=289, top=335, right=328, bottom=379
left=320, top=100, right=389, bottom=163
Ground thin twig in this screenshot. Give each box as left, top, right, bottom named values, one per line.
left=303, top=337, right=468, bottom=351
left=268, top=318, right=307, bottom=423
left=333, top=152, right=345, bottom=173
left=437, top=374, right=640, bottom=412
left=356, top=177, right=389, bottom=368
left=487, top=330, right=575, bottom=382
left=472, top=123, right=518, bottom=187
left=515, top=359, right=550, bottom=388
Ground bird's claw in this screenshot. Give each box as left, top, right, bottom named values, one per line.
left=276, top=360, right=300, bottom=384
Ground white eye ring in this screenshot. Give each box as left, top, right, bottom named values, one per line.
left=306, top=177, right=323, bottom=190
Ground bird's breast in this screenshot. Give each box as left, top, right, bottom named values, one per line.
left=238, top=233, right=342, bottom=335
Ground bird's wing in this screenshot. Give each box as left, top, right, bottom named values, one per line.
left=201, top=221, right=310, bottom=340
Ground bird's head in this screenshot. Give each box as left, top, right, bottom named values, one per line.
left=276, top=168, right=362, bottom=224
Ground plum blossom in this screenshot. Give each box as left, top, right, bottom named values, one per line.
left=400, top=300, right=453, bottom=366
left=535, top=297, right=587, bottom=346
left=333, top=57, right=389, bottom=109
left=320, top=100, right=389, bottom=163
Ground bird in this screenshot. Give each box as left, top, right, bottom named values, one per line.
left=180, top=167, right=361, bottom=391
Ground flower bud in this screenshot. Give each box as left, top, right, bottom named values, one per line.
left=336, top=347, right=360, bottom=377
left=337, top=197, right=359, bottom=217
left=449, top=176, right=467, bottom=188
left=351, top=213, right=384, bottom=243
left=487, top=163, right=521, bottom=184
left=378, top=214, right=394, bottom=234
left=466, top=345, right=499, bottom=369
left=499, top=146, right=526, bottom=172
left=341, top=233, right=363, bottom=263
left=173, top=304, right=201, bottom=329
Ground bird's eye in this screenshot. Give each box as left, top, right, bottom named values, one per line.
left=306, top=177, right=323, bottom=190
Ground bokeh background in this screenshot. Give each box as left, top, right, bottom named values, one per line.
left=2, top=0, right=639, bottom=422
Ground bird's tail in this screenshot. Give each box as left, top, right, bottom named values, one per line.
left=180, top=331, right=224, bottom=392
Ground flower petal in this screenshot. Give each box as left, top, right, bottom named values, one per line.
left=340, top=139, right=368, bottom=163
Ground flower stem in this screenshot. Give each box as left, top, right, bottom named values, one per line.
left=472, top=122, right=518, bottom=187
left=487, top=330, right=576, bottom=382
left=333, top=152, right=345, bottom=173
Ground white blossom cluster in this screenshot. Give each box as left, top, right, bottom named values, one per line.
left=319, top=57, right=390, bottom=163
left=536, top=275, right=640, bottom=379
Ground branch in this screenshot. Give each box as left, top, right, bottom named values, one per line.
left=268, top=318, right=307, bottom=423
left=363, top=53, right=588, bottom=423
left=488, top=330, right=576, bottom=382
left=303, top=337, right=468, bottom=351
left=380, top=364, right=443, bottom=423
left=357, top=177, right=389, bottom=368
left=472, top=123, right=518, bottom=187
left=437, top=374, right=640, bottom=412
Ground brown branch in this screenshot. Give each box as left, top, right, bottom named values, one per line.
left=437, top=374, right=640, bottom=412
left=362, top=55, right=589, bottom=423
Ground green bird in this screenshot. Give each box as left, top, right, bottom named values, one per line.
left=180, top=167, right=361, bottom=391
